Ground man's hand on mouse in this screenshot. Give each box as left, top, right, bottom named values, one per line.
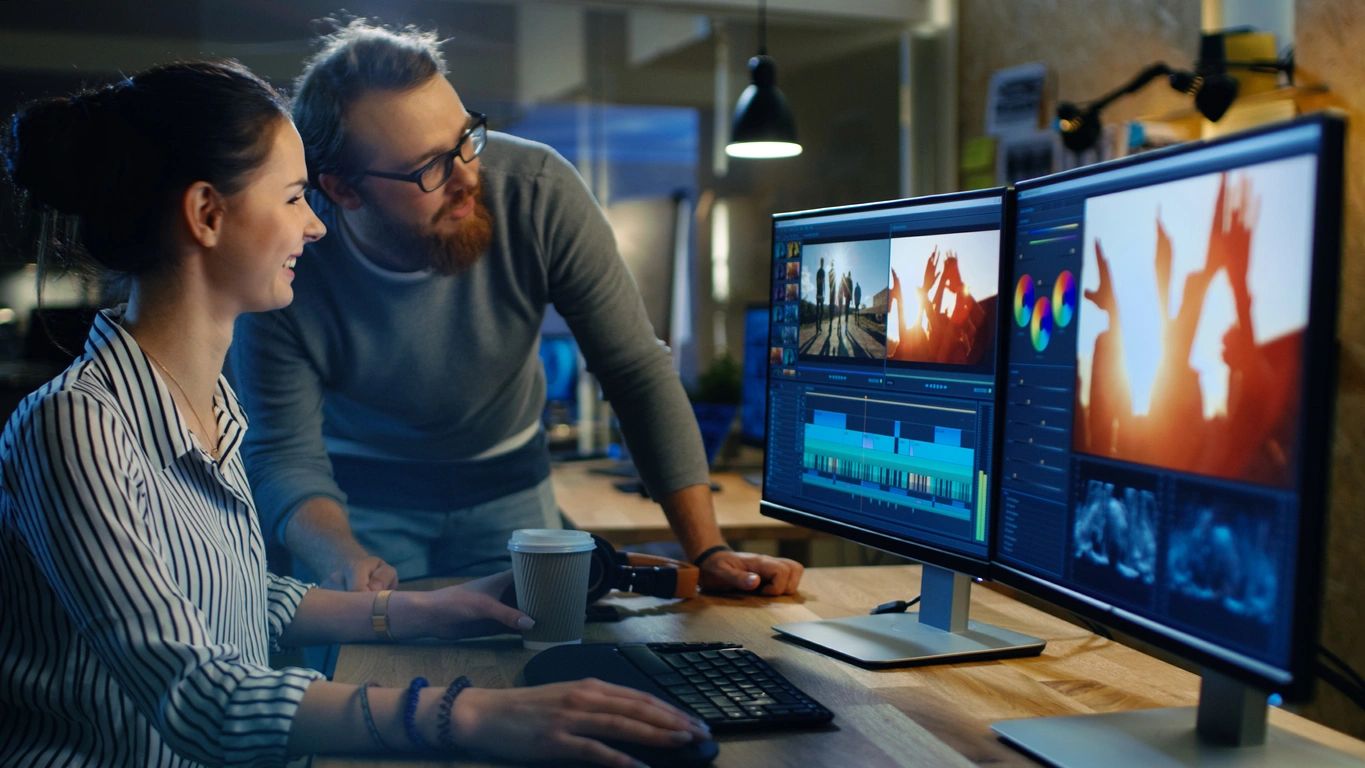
left=697, top=549, right=804, bottom=595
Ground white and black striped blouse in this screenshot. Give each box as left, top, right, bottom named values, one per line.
left=0, top=309, right=325, bottom=767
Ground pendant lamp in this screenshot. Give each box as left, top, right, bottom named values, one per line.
left=725, top=0, right=801, bottom=159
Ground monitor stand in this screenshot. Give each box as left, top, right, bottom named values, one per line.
left=992, top=667, right=1362, bottom=767
left=772, top=564, right=1045, bottom=666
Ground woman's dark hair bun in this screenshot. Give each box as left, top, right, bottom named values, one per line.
left=5, top=90, right=116, bottom=216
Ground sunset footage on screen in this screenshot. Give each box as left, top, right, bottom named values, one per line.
left=1074, top=158, right=1317, bottom=488
left=886, top=230, right=1001, bottom=369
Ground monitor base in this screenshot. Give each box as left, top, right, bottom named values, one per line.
left=992, top=707, right=1361, bottom=767
left=773, top=564, right=1045, bottom=667
left=773, top=612, right=1046, bottom=667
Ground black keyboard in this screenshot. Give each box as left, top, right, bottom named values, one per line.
left=523, top=641, right=834, bottom=732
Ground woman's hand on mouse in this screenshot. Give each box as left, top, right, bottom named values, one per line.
left=449, top=678, right=710, bottom=766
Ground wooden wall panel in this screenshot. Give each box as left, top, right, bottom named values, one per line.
left=958, top=0, right=1200, bottom=144
left=1293, top=0, right=1365, bottom=740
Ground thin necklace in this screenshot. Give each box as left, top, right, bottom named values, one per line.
left=142, top=348, right=220, bottom=461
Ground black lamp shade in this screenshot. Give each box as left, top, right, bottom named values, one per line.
left=1194, top=73, right=1239, bottom=122
left=727, top=55, right=801, bottom=158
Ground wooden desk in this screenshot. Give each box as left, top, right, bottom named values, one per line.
left=551, top=460, right=815, bottom=548
left=315, top=566, right=1365, bottom=767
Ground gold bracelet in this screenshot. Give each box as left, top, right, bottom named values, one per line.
left=371, top=589, right=395, bottom=641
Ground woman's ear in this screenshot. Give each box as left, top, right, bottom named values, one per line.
left=317, top=172, right=364, bottom=211
left=181, top=181, right=226, bottom=248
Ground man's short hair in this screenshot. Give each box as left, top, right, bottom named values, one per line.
left=293, top=19, right=447, bottom=190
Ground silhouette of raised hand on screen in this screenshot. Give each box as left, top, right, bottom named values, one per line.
left=922, top=246, right=940, bottom=297
left=1155, top=212, right=1172, bottom=321
left=1212, top=174, right=1286, bottom=479
left=941, top=251, right=962, bottom=293
left=938, top=251, right=982, bottom=363
left=1084, top=240, right=1117, bottom=315
left=888, top=267, right=905, bottom=359
left=1207, top=173, right=1256, bottom=283
left=1081, top=240, right=1132, bottom=457
left=1221, top=175, right=1258, bottom=325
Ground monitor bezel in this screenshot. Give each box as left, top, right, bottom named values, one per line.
left=760, top=186, right=1013, bottom=580
left=989, top=113, right=1345, bottom=700
left=740, top=302, right=772, bottom=447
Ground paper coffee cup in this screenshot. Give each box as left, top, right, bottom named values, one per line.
left=508, top=529, right=595, bottom=650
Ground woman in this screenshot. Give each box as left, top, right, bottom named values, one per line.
left=0, top=61, right=707, bottom=767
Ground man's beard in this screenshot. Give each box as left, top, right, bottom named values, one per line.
left=365, top=179, right=493, bottom=275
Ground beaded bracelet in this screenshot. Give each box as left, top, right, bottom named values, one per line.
left=436, top=676, right=473, bottom=751
left=403, top=676, right=430, bottom=749
left=357, top=683, right=394, bottom=751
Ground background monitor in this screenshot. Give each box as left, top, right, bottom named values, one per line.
left=539, top=333, right=580, bottom=451
left=740, top=304, right=770, bottom=445
left=991, top=114, right=1347, bottom=766
left=760, top=188, right=1043, bottom=666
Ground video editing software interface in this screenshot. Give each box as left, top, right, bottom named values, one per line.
left=764, top=194, right=1004, bottom=561
left=997, top=122, right=1330, bottom=683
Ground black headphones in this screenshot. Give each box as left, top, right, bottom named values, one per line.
left=585, top=534, right=699, bottom=603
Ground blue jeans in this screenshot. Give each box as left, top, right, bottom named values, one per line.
left=344, top=476, right=562, bottom=580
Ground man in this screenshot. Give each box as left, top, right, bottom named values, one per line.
left=232, top=20, right=803, bottom=596
left=827, top=259, right=836, bottom=333
left=814, top=257, right=825, bottom=333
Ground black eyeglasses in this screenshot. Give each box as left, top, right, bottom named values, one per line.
left=361, top=111, right=488, bottom=193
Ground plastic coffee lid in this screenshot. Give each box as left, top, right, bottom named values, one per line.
left=507, top=528, right=595, bottom=554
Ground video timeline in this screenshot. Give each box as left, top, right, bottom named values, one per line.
left=798, top=392, right=987, bottom=535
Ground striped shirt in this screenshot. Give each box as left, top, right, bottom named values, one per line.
left=0, top=309, right=324, bottom=767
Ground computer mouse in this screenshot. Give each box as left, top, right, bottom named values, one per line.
left=595, top=735, right=719, bottom=767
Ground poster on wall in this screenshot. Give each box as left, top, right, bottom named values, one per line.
left=985, top=62, right=1047, bottom=137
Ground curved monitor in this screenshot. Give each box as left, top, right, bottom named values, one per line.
left=993, top=114, right=1344, bottom=701
left=761, top=188, right=1010, bottom=578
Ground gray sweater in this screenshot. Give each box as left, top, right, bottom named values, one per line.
left=231, top=132, right=707, bottom=541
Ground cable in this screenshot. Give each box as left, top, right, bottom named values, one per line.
left=1316, top=658, right=1365, bottom=712
left=870, top=596, right=920, bottom=615
left=1319, top=645, right=1365, bottom=691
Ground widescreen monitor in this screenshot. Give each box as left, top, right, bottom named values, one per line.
left=761, top=189, right=1043, bottom=666
left=740, top=304, right=770, bottom=445
left=991, top=114, right=1346, bottom=766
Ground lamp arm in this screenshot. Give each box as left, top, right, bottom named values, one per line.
left=1088, top=62, right=1174, bottom=112
left=1222, top=58, right=1294, bottom=85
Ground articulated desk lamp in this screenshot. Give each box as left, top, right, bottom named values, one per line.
left=1056, top=32, right=1294, bottom=154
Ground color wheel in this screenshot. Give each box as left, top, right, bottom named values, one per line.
left=1052, top=270, right=1077, bottom=327
left=1030, top=296, right=1052, bottom=351
left=1014, top=275, right=1034, bottom=328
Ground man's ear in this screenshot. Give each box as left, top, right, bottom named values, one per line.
left=318, top=172, right=364, bottom=211
left=181, top=181, right=226, bottom=248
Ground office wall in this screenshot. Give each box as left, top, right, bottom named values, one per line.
left=1295, top=0, right=1365, bottom=740
left=958, top=0, right=1364, bottom=739
left=958, top=0, right=1200, bottom=149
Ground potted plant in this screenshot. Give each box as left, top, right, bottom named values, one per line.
left=689, top=355, right=741, bottom=466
